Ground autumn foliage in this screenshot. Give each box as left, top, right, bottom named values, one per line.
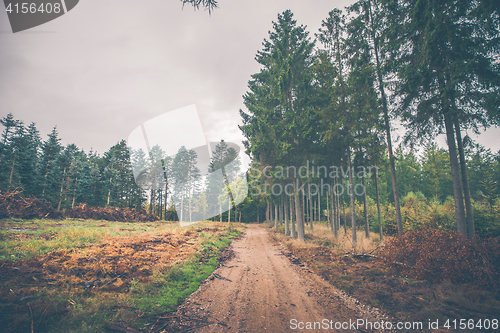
left=381, top=227, right=500, bottom=287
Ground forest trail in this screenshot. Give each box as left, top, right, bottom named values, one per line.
left=178, top=224, right=389, bottom=332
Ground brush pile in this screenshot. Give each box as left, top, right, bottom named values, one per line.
left=381, top=227, right=500, bottom=287
left=64, top=204, right=158, bottom=222
left=0, top=190, right=62, bottom=219
left=0, top=190, right=157, bottom=222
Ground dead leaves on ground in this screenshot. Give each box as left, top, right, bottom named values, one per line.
left=0, top=229, right=199, bottom=294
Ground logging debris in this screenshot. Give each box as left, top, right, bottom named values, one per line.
left=0, top=190, right=158, bottom=222
left=0, top=190, right=62, bottom=219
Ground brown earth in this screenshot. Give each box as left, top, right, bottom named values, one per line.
left=0, top=229, right=199, bottom=289
left=0, top=229, right=201, bottom=332
left=165, top=225, right=391, bottom=333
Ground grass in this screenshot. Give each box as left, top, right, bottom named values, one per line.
left=0, top=218, right=179, bottom=261
left=129, top=228, right=239, bottom=316
left=271, top=220, right=388, bottom=254
left=0, top=219, right=243, bottom=333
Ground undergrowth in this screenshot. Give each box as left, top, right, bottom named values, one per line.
left=267, top=221, right=500, bottom=331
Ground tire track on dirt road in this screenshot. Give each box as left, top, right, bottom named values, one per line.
left=178, top=224, right=391, bottom=332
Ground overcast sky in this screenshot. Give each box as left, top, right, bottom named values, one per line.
left=1, top=0, right=499, bottom=159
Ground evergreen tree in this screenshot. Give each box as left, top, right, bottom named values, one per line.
left=0, top=113, right=19, bottom=191
left=171, top=146, right=200, bottom=221
left=421, top=143, right=452, bottom=201
left=38, top=127, right=62, bottom=202
left=390, top=0, right=500, bottom=238
left=240, top=10, right=316, bottom=241
left=346, top=0, right=405, bottom=235
left=22, top=122, right=42, bottom=196
left=208, top=140, right=241, bottom=220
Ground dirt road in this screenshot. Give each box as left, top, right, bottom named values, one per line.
left=177, top=225, right=390, bottom=332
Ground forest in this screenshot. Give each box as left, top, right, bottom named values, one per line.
left=1, top=0, right=499, bottom=242
left=239, top=0, right=500, bottom=243
left=1, top=1, right=500, bottom=331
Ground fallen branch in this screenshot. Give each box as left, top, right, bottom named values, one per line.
left=212, top=273, right=232, bottom=282
left=103, top=322, right=142, bottom=333
left=345, top=251, right=379, bottom=259
left=27, top=303, right=34, bottom=333
left=177, top=322, right=213, bottom=333
left=101, top=275, right=121, bottom=288
left=345, top=251, right=409, bottom=268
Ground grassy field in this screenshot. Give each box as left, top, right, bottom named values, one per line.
left=0, top=218, right=243, bottom=333
left=268, top=222, right=500, bottom=332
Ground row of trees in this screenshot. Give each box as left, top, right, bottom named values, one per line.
left=130, top=140, right=244, bottom=222
left=0, top=114, right=143, bottom=210
left=240, top=141, right=499, bottom=236
left=239, top=1, right=500, bottom=244
left=0, top=114, right=245, bottom=222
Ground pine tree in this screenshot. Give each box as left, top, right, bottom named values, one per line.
left=390, top=0, right=500, bottom=238
left=346, top=0, right=405, bottom=235
left=22, top=122, right=42, bottom=196
left=39, top=127, right=62, bottom=202
left=0, top=113, right=19, bottom=191
left=171, top=146, right=200, bottom=221
left=208, top=140, right=241, bottom=221
left=240, top=10, right=316, bottom=241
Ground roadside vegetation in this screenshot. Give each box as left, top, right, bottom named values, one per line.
left=268, top=222, right=500, bottom=331
left=0, top=219, right=243, bottom=333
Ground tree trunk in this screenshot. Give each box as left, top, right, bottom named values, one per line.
left=222, top=167, right=238, bottom=222
left=331, top=180, right=338, bottom=239
left=374, top=165, right=383, bottom=241
left=334, top=177, right=340, bottom=238
left=107, top=178, right=112, bottom=208
left=302, top=191, right=306, bottom=226
left=7, top=152, right=16, bottom=193
left=444, top=112, right=467, bottom=236
left=327, top=190, right=330, bottom=226
left=164, top=182, right=168, bottom=221
left=348, top=146, right=357, bottom=248
left=362, top=172, right=370, bottom=239
left=280, top=196, right=284, bottom=226
left=266, top=202, right=269, bottom=223
left=290, top=195, right=296, bottom=238
left=318, top=190, right=321, bottom=223
left=368, top=2, right=403, bottom=236
left=295, top=180, right=305, bottom=241
left=454, top=119, right=475, bottom=241
left=41, top=172, right=49, bottom=198
left=57, top=167, right=66, bottom=211
left=309, top=190, right=314, bottom=231
left=274, top=203, right=278, bottom=228
left=72, top=177, right=78, bottom=208
left=162, top=159, right=169, bottom=220
left=284, top=194, right=289, bottom=235
left=180, top=188, right=184, bottom=221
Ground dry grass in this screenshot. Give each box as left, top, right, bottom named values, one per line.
left=268, top=221, right=392, bottom=254
left=0, top=220, right=244, bottom=333
left=0, top=219, right=180, bottom=261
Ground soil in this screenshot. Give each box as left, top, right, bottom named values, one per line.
left=0, top=229, right=201, bottom=333
left=165, top=225, right=391, bottom=333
